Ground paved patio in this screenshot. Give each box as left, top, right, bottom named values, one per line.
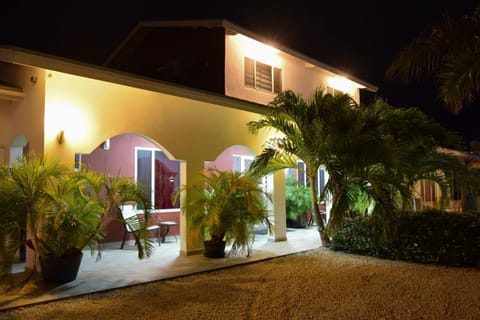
left=0, top=227, right=321, bottom=311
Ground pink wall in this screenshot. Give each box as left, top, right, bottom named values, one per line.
left=84, top=138, right=252, bottom=243
left=210, top=145, right=254, bottom=170
left=82, top=134, right=157, bottom=177
left=82, top=134, right=180, bottom=243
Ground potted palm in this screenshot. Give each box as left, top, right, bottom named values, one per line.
left=285, top=175, right=313, bottom=228
left=174, top=168, right=271, bottom=258
left=0, top=154, right=153, bottom=284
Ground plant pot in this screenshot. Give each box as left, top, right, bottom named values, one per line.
left=203, top=240, right=226, bottom=258
left=40, top=250, right=83, bottom=284
left=287, top=214, right=307, bottom=228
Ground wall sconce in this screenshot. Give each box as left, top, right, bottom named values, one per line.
left=103, top=138, right=110, bottom=150
left=57, top=130, right=65, bottom=144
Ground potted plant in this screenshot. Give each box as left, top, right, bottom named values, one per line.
left=173, top=168, right=271, bottom=258
left=0, top=154, right=153, bottom=284
left=285, top=175, right=313, bottom=228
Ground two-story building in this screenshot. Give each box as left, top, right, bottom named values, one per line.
left=0, top=19, right=376, bottom=269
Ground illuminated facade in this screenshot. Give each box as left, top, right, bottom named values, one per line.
left=0, top=20, right=376, bottom=266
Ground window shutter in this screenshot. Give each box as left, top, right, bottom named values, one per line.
left=244, top=57, right=254, bottom=88
left=255, top=61, right=273, bottom=92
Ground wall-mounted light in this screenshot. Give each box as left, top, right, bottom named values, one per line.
left=237, top=34, right=281, bottom=67
left=103, top=138, right=110, bottom=150
left=327, top=76, right=366, bottom=93
left=57, top=130, right=65, bottom=144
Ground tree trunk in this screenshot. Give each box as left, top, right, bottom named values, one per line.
left=308, top=171, right=331, bottom=247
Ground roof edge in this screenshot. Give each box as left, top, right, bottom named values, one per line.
left=0, top=45, right=267, bottom=114
left=103, top=19, right=378, bottom=92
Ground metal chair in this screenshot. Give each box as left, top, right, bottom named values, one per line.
left=119, top=206, right=161, bottom=249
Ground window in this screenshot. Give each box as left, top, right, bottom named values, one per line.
left=74, top=153, right=82, bottom=172
left=420, top=180, right=436, bottom=202
left=318, top=168, right=326, bottom=196
left=233, top=154, right=254, bottom=173
left=297, top=161, right=307, bottom=187
left=296, top=160, right=327, bottom=198
left=136, top=148, right=180, bottom=210
left=244, top=57, right=282, bottom=93
left=326, top=86, right=344, bottom=95
left=233, top=154, right=273, bottom=210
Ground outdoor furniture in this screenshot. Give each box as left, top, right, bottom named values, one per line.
left=119, top=206, right=161, bottom=249
left=159, top=221, right=177, bottom=243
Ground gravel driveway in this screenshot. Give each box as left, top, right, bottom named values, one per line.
left=2, top=248, right=479, bottom=320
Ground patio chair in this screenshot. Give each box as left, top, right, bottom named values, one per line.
left=119, top=206, right=161, bottom=249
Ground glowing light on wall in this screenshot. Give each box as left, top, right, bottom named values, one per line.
left=45, top=102, right=88, bottom=145
left=327, top=76, right=365, bottom=93
left=236, top=34, right=281, bottom=67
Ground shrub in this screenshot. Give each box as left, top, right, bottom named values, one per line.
left=330, top=216, right=379, bottom=255
left=331, top=210, right=480, bottom=267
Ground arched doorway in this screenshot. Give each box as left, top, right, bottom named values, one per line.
left=207, top=145, right=274, bottom=247
left=79, top=133, right=182, bottom=247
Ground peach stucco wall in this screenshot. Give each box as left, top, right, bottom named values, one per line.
left=224, top=33, right=361, bottom=105
left=44, top=70, right=271, bottom=171
left=0, top=62, right=45, bottom=157
left=41, top=69, right=278, bottom=254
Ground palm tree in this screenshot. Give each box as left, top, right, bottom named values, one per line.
left=248, top=88, right=358, bottom=245
left=386, top=6, right=480, bottom=114
left=324, top=99, right=466, bottom=239
left=248, top=88, right=467, bottom=245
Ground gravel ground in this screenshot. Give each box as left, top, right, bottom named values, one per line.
left=1, top=248, right=479, bottom=320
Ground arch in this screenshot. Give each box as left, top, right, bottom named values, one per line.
left=79, top=132, right=183, bottom=246
left=207, top=144, right=256, bottom=171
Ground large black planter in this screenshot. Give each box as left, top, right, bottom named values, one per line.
left=203, top=240, right=226, bottom=258
left=287, top=214, right=308, bottom=228
left=40, top=251, right=83, bottom=284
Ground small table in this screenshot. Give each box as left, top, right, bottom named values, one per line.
left=159, top=221, right=177, bottom=243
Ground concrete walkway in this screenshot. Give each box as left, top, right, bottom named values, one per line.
left=0, top=227, right=321, bottom=311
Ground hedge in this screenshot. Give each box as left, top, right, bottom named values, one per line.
left=330, top=209, right=480, bottom=267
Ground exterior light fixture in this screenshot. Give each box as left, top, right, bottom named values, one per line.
left=103, top=138, right=110, bottom=150
left=57, top=130, right=65, bottom=144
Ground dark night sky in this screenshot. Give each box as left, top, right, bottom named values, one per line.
left=1, top=1, right=479, bottom=145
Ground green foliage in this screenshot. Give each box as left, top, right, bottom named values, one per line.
left=248, top=88, right=467, bottom=247
left=285, top=175, right=312, bottom=220
left=248, top=88, right=359, bottom=245
left=386, top=6, right=480, bottom=113
left=331, top=210, right=480, bottom=267
left=329, top=216, right=382, bottom=256
left=173, top=168, right=271, bottom=255
left=0, top=154, right=153, bottom=281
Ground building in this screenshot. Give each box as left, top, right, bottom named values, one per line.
left=414, top=148, right=480, bottom=212
left=0, top=19, right=376, bottom=269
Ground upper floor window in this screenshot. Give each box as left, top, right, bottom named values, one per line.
left=326, top=86, right=344, bottom=96
left=244, top=57, right=282, bottom=94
